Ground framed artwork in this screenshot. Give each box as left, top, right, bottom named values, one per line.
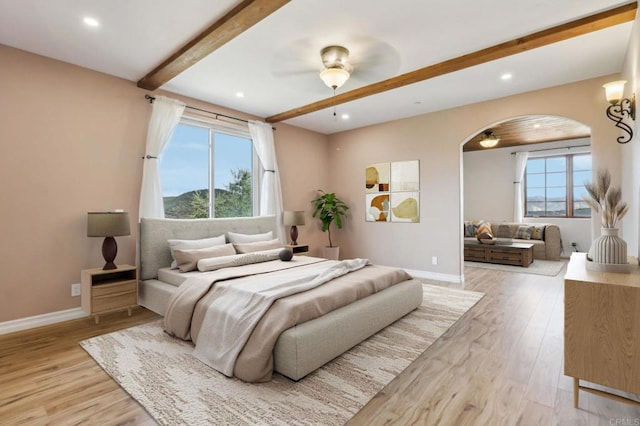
left=365, top=160, right=420, bottom=223
left=390, top=192, right=420, bottom=223
left=365, top=163, right=390, bottom=193
left=365, top=193, right=390, bottom=222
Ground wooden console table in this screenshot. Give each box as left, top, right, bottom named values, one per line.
left=464, top=241, right=533, bottom=267
left=564, top=253, right=640, bottom=407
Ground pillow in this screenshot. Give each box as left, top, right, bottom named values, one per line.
left=496, top=224, right=512, bottom=239
left=168, top=235, right=226, bottom=269
left=464, top=221, right=475, bottom=238
left=198, top=249, right=281, bottom=272
left=473, top=220, right=492, bottom=238
left=173, top=243, right=236, bottom=272
left=233, top=238, right=283, bottom=254
left=227, top=231, right=273, bottom=244
left=530, top=225, right=544, bottom=240
left=514, top=225, right=533, bottom=240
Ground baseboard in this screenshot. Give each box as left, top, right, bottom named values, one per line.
left=0, top=307, right=87, bottom=335
left=404, top=268, right=463, bottom=284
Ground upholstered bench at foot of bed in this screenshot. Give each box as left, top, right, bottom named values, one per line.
left=274, top=279, right=424, bottom=381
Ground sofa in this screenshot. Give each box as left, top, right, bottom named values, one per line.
left=464, top=221, right=562, bottom=261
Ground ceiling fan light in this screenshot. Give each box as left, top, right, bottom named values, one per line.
left=319, top=67, right=350, bottom=89
left=479, top=131, right=500, bottom=148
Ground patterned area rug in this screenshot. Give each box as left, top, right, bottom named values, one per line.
left=464, top=259, right=567, bottom=276
left=81, top=284, right=483, bottom=426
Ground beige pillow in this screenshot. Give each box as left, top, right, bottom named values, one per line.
left=168, top=235, right=226, bottom=269
left=173, top=243, right=236, bottom=272
left=198, top=249, right=281, bottom=272
left=227, top=231, right=273, bottom=244
left=233, top=238, right=283, bottom=254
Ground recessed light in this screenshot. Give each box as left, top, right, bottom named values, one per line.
left=341, top=114, right=350, bottom=120
left=501, top=73, right=512, bottom=81
left=236, top=92, right=244, bottom=98
left=533, top=123, right=541, bottom=129
left=83, top=16, right=100, bottom=27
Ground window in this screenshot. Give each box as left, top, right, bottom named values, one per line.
left=525, top=153, right=591, bottom=218
left=160, top=120, right=258, bottom=219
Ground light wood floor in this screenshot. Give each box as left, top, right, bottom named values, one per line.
left=1, top=266, right=639, bottom=425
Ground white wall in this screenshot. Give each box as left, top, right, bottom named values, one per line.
left=621, top=11, right=640, bottom=258
left=463, top=138, right=592, bottom=258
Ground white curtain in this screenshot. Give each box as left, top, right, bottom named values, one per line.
left=514, top=151, right=530, bottom=222
left=138, top=96, right=186, bottom=220
left=248, top=120, right=285, bottom=242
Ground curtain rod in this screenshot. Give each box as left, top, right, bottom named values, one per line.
left=510, top=143, right=590, bottom=155
left=144, top=95, right=275, bottom=130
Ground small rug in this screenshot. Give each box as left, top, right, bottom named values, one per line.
left=464, top=259, right=566, bottom=276
left=81, top=284, right=483, bottom=426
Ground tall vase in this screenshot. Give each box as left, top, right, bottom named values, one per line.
left=587, top=227, right=627, bottom=264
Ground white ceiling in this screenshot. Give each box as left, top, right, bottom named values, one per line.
left=0, top=0, right=634, bottom=134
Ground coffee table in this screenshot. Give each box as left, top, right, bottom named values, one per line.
left=464, top=240, right=534, bottom=267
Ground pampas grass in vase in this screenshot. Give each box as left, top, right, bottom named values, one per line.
left=583, top=169, right=629, bottom=265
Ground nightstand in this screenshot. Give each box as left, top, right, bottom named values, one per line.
left=285, top=244, right=309, bottom=255
left=81, top=265, right=138, bottom=324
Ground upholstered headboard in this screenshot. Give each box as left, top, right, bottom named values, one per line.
left=139, top=215, right=278, bottom=280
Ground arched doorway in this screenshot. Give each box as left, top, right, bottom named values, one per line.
left=459, top=115, right=592, bottom=279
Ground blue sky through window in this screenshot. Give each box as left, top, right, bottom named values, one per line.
left=160, top=124, right=252, bottom=197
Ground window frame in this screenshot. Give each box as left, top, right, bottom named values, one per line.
left=524, top=152, right=591, bottom=219
left=162, top=116, right=261, bottom=218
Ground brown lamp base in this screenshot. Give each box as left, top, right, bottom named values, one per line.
left=102, top=236, right=118, bottom=270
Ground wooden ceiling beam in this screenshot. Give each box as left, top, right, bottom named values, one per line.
left=137, top=0, right=290, bottom=91
left=266, top=2, right=637, bottom=123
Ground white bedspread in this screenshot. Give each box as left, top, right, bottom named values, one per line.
left=192, top=258, right=370, bottom=376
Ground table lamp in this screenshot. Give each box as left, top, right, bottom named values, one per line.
left=87, top=211, right=131, bottom=270
left=283, top=210, right=305, bottom=245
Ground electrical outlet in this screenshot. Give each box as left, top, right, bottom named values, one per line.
left=571, top=242, right=577, bottom=247
left=71, top=283, right=81, bottom=297
left=431, top=256, right=438, bottom=265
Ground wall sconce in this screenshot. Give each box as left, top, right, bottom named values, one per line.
left=603, top=80, right=636, bottom=144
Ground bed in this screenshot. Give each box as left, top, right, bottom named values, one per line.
left=138, top=215, right=423, bottom=382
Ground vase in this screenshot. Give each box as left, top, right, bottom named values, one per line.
left=587, top=227, right=627, bottom=264
left=322, top=246, right=340, bottom=260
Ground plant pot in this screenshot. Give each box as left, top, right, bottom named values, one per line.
left=587, top=227, right=627, bottom=264
left=322, top=246, right=340, bottom=260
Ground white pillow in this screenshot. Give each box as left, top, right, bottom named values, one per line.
left=227, top=230, right=273, bottom=244
left=233, top=238, right=283, bottom=254
left=197, top=249, right=281, bottom=272
left=173, top=243, right=236, bottom=273
left=168, top=235, right=226, bottom=269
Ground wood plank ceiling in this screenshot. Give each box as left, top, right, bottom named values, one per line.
left=463, top=116, right=591, bottom=152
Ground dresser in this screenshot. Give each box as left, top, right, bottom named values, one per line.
left=564, top=253, right=640, bottom=407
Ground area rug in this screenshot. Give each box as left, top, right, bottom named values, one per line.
left=81, top=284, right=483, bottom=426
left=464, top=259, right=566, bottom=276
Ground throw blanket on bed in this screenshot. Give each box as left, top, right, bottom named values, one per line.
left=164, top=256, right=326, bottom=340
left=192, top=258, right=370, bottom=376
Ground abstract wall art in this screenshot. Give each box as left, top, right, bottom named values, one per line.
left=365, top=160, right=419, bottom=223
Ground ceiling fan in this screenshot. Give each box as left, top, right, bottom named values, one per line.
left=270, top=36, right=400, bottom=93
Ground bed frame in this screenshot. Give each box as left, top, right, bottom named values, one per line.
left=138, top=215, right=423, bottom=381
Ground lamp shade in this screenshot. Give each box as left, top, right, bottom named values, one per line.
left=319, top=68, right=350, bottom=89
left=283, top=211, right=305, bottom=226
left=603, top=80, right=626, bottom=104
left=87, top=212, right=131, bottom=237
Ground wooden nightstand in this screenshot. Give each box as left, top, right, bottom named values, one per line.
left=81, top=265, right=138, bottom=324
left=285, top=244, right=309, bottom=255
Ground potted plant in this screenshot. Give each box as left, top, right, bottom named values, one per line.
left=583, top=169, right=629, bottom=266
left=311, top=190, right=349, bottom=260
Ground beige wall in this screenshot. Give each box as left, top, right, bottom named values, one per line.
left=0, top=44, right=329, bottom=323
left=328, top=75, right=623, bottom=278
